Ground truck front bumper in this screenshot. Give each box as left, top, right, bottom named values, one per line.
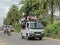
left=29, top=33, right=44, bottom=38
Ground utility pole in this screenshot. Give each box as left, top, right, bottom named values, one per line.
left=51, top=0, right=54, bottom=24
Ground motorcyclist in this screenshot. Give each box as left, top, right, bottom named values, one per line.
left=7, top=25, right=11, bottom=36
left=3, top=25, right=7, bottom=34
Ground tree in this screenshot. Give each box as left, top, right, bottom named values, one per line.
left=3, top=18, right=7, bottom=25
left=20, top=0, right=48, bottom=26
left=20, top=0, right=60, bottom=26
left=42, top=0, right=60, bottom=24
left=20, top=0, right=41, bottom=16
left=5, top=4, right=21, bottom=26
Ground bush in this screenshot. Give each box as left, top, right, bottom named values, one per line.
left=14, top=24, right=21, bottom=32
left=45, top=21, right=60, bottom=39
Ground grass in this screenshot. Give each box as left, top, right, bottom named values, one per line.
left=45, top=21, right=60, bottom=39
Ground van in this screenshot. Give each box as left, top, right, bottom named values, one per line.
left=21, top=21, right=44, bottom=40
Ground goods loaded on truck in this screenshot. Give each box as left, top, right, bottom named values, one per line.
left=20, top=15, right=44, bottom=40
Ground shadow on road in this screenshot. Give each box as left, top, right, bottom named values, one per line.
left=26, top=38, right=48, bottom=41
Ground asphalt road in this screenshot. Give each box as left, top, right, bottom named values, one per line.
left=0, top=31, right=60, bottom=45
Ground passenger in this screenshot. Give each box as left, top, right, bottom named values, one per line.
left=4, top=25, right=7, bottom=34
left=21, top=21, right=26, bottom=29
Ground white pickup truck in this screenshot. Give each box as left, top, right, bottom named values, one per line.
left=21, top=21, right=44, bottom=40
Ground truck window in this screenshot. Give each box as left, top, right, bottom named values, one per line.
left=30, top=22, right=44, bottom=29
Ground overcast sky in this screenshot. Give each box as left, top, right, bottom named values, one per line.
left=0, top=0, right=21, bottom=26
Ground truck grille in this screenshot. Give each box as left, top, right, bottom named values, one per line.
left=34, top=32, right=41, bottom=34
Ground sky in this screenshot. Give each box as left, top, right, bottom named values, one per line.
left=0, top=0, right=21, bottom=26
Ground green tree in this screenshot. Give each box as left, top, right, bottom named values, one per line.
left=3, top=18, right=7, bottom=25
left=20, top=0, right=60, bottom=26
left=20, top=0, right=40, bottom=16
left=6, top=4, right=21, bottom=26
left=42, top=0, right=60, bottom=24
left=20, top=0, right=48, bottom=26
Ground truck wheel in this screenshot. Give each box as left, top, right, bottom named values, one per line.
left=22, top=36, right=24, bottom=39
left=39, top=37, right=42, bottom=40
left=31, top=37, right=35, bottom=40
left=21, top=33, right=24, bottom=39
left=26, top=37, right=30, bottom=40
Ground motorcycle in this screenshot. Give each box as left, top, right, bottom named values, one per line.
left=4, top=30, right=7, bottom=34
left=7, top=29, right=11, bottom=36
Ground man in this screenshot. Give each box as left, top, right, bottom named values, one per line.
left=7, top=25, right=11, bottom=36
left=3, top=25, right=7, bottom=34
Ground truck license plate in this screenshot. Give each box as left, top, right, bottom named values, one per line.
left=35, top=34, right=40, bottom=35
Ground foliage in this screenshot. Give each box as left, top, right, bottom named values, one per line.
left=4, top=4, right=21, bottom=25
left=20, top=0, right=41, bottom=16
left=44, top=0, right=60, bottom=24
left=3, top=18, right=8, bottom=25
left=20, top=0, right=48, bottom=26
left=20, top=0, right=60, bottom=26
left=45, top=21, right=60, bottom=39
left=14, top=23, right=21, bottom=32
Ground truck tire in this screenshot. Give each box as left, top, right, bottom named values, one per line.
left=39, top=37, right=42, bottom=40
left=21, top=33, right=24, bottom=39
left=26, top=37, right=30, bottom=40
left=22, top=36, right=24, bottom=39
left=26, top=33, right=30, bottom=40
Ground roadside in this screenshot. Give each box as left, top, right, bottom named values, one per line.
left=45, top=37, right=60, bottom=41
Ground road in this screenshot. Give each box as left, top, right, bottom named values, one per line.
left=0, top=31, right=60, bottom=45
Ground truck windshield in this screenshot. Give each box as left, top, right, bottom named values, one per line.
left=30, top=22, right=43, bottom=29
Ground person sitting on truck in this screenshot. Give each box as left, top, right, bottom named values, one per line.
left=21, top=21, right=26, bottom=29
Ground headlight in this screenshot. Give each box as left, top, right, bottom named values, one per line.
left=29, top=31, right=34, bottom=36
left=41, top=31, right=44, bottom=34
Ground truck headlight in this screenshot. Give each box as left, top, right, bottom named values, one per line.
left=41, top=31, right=44, bottom=34
left=29, top=31, right=34, bottom=36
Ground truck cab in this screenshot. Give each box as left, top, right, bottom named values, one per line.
left=21, top=21, right=44, bottom=40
